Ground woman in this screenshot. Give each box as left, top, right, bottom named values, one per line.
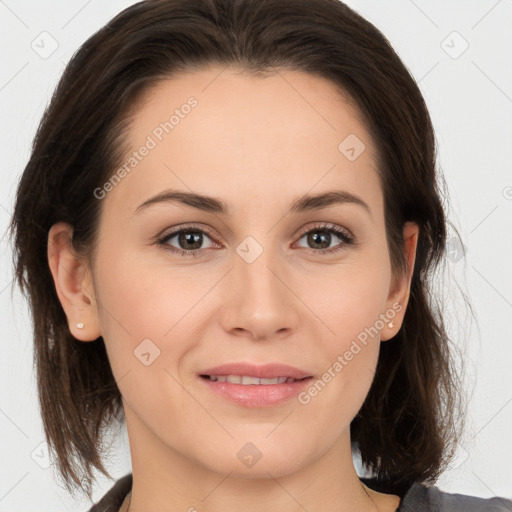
left=9, top=0, right=512, bottom=511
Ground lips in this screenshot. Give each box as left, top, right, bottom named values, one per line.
left=199, top=362, right=312, bottom=381
left=205, top=375, right=296, bottom=385
left=198, top=362, right=313, bottom=407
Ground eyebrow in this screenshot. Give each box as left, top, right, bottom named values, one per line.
left=134, top=189, right=371, bottom=217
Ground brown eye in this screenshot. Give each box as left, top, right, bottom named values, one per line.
left=158, top=226, right=217, bottom=256
left=304, top=230, right=334, bottom=250
left=175, top=231, right=205, bottom=251
left=295, top=224, right=354, bottom=254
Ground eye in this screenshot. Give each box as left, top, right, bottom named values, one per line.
left=295, top=223, right=354, bottom=254
left=156, top=222, right=354, bottom=258
left=157, top=224, right=218, bottom=257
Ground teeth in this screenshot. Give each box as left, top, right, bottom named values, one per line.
left=207, top=375, right=295, bottom=385
left=241, top=376, right=261, bottom=385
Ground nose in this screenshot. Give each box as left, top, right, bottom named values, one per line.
left=219, top=240, right=301, bottom=341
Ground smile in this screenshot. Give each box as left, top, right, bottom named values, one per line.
left=202, top=375, right=302, bottom=384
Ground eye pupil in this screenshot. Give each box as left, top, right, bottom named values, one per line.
left=308, top=231, right=331, bottom=249
left=179, top=231, right=203, bottom=250
left=162, top=225, right=348, bottom=256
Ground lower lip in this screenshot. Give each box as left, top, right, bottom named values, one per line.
left=199, top=376, right=314, bottom=407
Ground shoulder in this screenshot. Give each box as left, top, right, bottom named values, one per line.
left=88, top=473, right=132, bottom=512
left=87, top=474, right=512, bottom=512
left=361, top=477, right=512, bottom=512
left=400, top=482, right=512, bottom=512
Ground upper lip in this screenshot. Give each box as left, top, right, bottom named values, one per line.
left=199, top=362, right=312, bottom=380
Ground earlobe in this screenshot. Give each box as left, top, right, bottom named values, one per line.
left=47, top=222, right=101, bottom=341
left=382, top=221, right=419, bottom=341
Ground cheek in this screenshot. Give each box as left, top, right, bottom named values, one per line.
left=295, top=253, right=391, bottom=409
left=294, top=273, right=386, bottom=443
left=92, top=248, right=228, bottom=393
left=94, top=250, right=212, bottom=338
left=92, top=254, right=198, bottom=415
left=303, top=256, right=392, bottom=345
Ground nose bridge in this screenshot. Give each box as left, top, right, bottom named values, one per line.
left=235, top=233, right=285, bottom=306
left=221, top=232, right=299, bottom=338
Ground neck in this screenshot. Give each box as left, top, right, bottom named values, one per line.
left=121, top=408, right=396, bottom=512
left=123, top=482, right=382, bottom=512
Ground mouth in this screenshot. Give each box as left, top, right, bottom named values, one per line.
left=200, top=375, right=307, bottom=385
left=197, top=363, right=314, bottom=407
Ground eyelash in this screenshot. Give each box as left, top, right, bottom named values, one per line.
left=156, top=222, right=355, bottom=257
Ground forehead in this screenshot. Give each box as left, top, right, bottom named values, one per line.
left=105, top=66, right=381, bottom=215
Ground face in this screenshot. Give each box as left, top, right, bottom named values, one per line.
left=58, top=66, right=416, bottom=480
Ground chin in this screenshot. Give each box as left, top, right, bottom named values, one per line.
left=209, top=455, right=309, bottom=480
left=191, top=435, right=315, bottom=480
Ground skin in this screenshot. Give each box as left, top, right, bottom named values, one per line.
left=48, top=66, right=418, bottom=512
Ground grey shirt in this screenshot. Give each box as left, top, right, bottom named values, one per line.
left=88, top=473, right=512, bottom=511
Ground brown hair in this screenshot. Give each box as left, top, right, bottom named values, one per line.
left=10, top=0, right=465, bottom=500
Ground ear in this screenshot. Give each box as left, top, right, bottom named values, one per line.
left=381, top=221, right=419, bottom=341
left=47, top=222, right=101, bottom=341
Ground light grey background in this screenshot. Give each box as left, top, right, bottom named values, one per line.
left=0, top=1, right=511, bottom=510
